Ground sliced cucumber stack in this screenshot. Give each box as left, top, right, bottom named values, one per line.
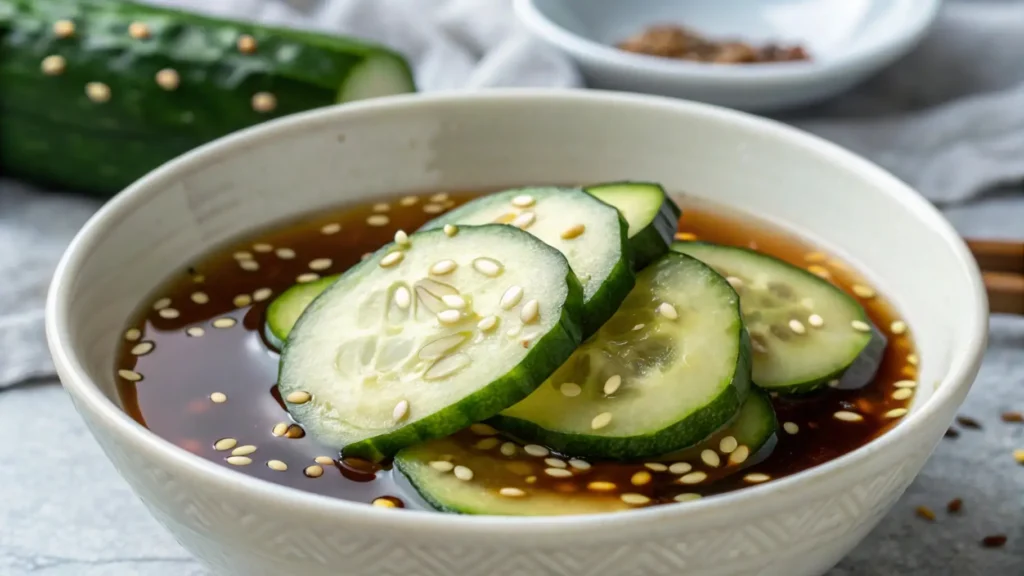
left=655, top=389, right=777, bottom=465
left=394, top=435, right=630, bottom=516
left=264, top=274, right=339, bottom=349
left=585, top=181, right=681, bottom=269
left=672, top=242, right=886, bottom=394
left=492, top=252, right=751, bottom=460
left=279, top=225, right=585, bottom=461
left=420, top=187, right=633, bottom=336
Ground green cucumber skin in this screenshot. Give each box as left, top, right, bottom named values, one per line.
left=263, top=274, right=340, bottom=350
left=671, top=241, right=886, bottom=395
left=0, top=0, right=415, bottom=195
left=420, top=186, right=635, bottom=337
left=490, top=305, right=753, bottom=461
left=585, top=181, right=681, bottom=270
left=279, top=226, right=587, bottom=463
left=655, top=388, right=777, bottom=463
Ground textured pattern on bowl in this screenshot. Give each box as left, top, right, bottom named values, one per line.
left=47, top=91, right=986, bottom=576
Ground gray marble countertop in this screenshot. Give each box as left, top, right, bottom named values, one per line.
left=1, top=195, right=1022, bottom=575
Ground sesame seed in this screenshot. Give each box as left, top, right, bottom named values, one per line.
left=239, top=260, right=260, bottom=272
left=153, top=298, right=172, bottom=310
left=560, top=224, right=586, bottom=240
left=477, top=315, right=498, bottom=331
left=393, top=230, right=410, bottom=247
left=719, top=436, right=738, bottom=453
left=669, top=462, right=692, bottom=475
left=430, top=260, right=457, bottom=275
left=678, top=471, right=707, bottom=485
left=674, top=493, right=702, bottom=503
left=568, top=459, right=590, bottom=471
left=400, top=195, right=419, bottom=206
left=544, top=458, right=567, bottom=469
left=275, top=247, right=296, bottom=259
left=430, top=193, right=450, bottom=203
left=788, top=319, right=806, bottom=335
left=834, top=410, right=864, bottom=422
left=500, top=286, right=524, bottom=310
left=470, top=424, right=498, bottom=436
left=657, top=302, right=678, bottom=320
left=423, top=203, right=444, bottom=214
left=947, top=498, right=963, bottom=513
left=474, top=438, right=500, bottom=450
left=367, top=215, right=390, bottom=227
left=130, top=342, right=154, bottom=356
left=267, top=460, right=287, bottom=472
left=804, top=251, right=827, bottom=263
left=587, top=481, right=617, bottom=492
left=304, top=465, right=324, bottom=478
left=885, top=408, right=909, bottom=419
left=429, top=461, right=455, bottom=472
left=372, top=497, right=397, bottom=508
left=631, top=471, right=652, bottom=486
left=437, top=309, right=461, bottom=324
left=744, top=473, right=771, bottom=484
left=512, top=211, right=535, bottom=229
left=728, top=445, right=750, bottom=465
left=851, top=284, right=876, bottom=299
left=252, top=92, right=276, bottom=113
left=544, top=468, right=573, bottom=478
left=982, top=535, right=1008, bottom=548
left=520, top=299, right=539, bottom=323
left=807, top=265, right=830, bottom=278
left=783, top=422, right=799, bottom=435
left=808, top=314, right=825, bottom=328
left=272, top=422, right=289, bottom=437
left=212, top=317, right=236, bottom=329
left=851, top=320, right=871, bottom=332
left=591, top=412, right=613, bottom=430
left=315, top=456, right=334, bottom=465
left=1001, top=412, right=1024, bottom=423
left=603, top=375, right=622, bottom=395
left=53, top=20, right=75, bottom=38
left=892, top=388, right=914, bottom=401
left=701, top=449, right=721, bottom=468
left=828, top=379, right=841, bottom=388
left=907, top=353, right=919, bottom=365
left=890, top=320, right=908, bottom=335
left=286, top=391, right=311, bottom=404
left=915, top=505, right=936, bottom=521
left=284, top=424, right=304, bottom=439
left=675, top=232, right=697, bottom=241
left=559, top=382, right=582, bottom=397
left=190, top=292, right=209, bottom=304
left=237, top=34, right=257, bottom=53
left=726, top=276, right=744, bottom=289
left=232, top=294, right=252, bottom=308
left=213, top=438, right=237, bottom=451
left=620, top=493, right=651, bottom=505
left=393, top=399, right=409, bottom=421
left=500, top=442, right=517, bottom=457
left=155, top=68, right=179, bottom=90
left=373, top=203, right=390, bottom=213
left=453, top=465, right=474, bottom=481
left=253, top=288, right=273, bottom=302
left=443, top=224, right=459, bottom=237
left=1013, top=449, right=1024, bottom=465
left=128, top=21, right=150, bottom=39
left=232, top=445, right=257, bottom=456
left=309, top=258, right=332, bottom=271
left=252, top=243, right=273, bottom=253
left=511, top=194, right=535, bottom=208
left=499, top=487, right=526, bottom=498
left=296, top=273, right=319, bottom=283
left=226, top=456, right=252, bottom=466
left=524, top=444, right=549, bottom=458
left=380, top=252, right=404, bottom=268
left=210, top=392, right=227, bottom=403
left=124, top=328, right=141, bottom=341
left=644, top=462, right=668, bottom=472
left=118, top=369, right=142, bottom=382
left=41, top=55, right=66, bottom=75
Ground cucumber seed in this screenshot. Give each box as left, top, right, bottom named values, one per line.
left=153, top=298, right=172, bottom=310
left=430, top=193, right=450, bottom=203
left=477, top=315, right=498, bottom=331
left=511, top=194, right=535, bottom=208
left=499, top=487, right=526, bottom=498
left=380, top=252, right=404, bottom=268
left=907, top=354, right=919, bottom=366
left=373, top=203, right=391, bottom=213
left=470, top=424, right=499, bottom=436
left=430, top=259, right=457, bottom=276
left=512, top=211, right=536, bottom=229
left=894, top=379, right=917, bottom=388
left=272, top=422, right=289, bottom=437
left=569, top=459, right=591, bottom=470
left=472, top=257, right=503, bottom=277
left=394, top=286, right=411, bottom=309
left=559, top=382, right=582, bottom=397
left=437, top=309, right=462, bottom=324
left=500, top=286, right=524, bottom=309
left=253, top=288, right=273, bottom=302
left=392, top=400, right=410, bottom=421
left=128, top=22, right=150, bottom=39
left=657, top=302, right=678, bottom=320
left=190, top=292, right=209, bottom=304
left=603, top=375, right=622, bottom=395
left=591, top=412, right=613, bottom=430
left=266, top=460, right=287, bottom=472
left=808, top=314, right=825, bottom=328
left=788, top=319, right=806, bottom=335
left=239, top=260, right=260, bottom=272
left=674, top=493, right=702, bottom=503
left=314, top=456, right=335, bottom=466
left=400, top=196, right=419, bottom=206
left=560, top=224, right=586, bottom=240
left=443, top=224, right=459, bottom=237
left=276, top=248, right=296, bottom=259
left=851, top=320, right=871, bottom=333
left=726, top=276, right=744, bottom=289
left=807, top=265, right=830, bottom=278
left=442, top=294, right=467, bottom=309
left=474, top=438, right=500, bottom=450
left=520, top=299, right=540, bottom=323
left=423, top=203, right=444, bottom=214
left=53, top=20, right=76, bottom=38
left=394, top=230, right=410, bottom=246
left=233, top=295, right=252, bottom=308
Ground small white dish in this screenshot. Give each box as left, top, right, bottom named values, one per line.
left=515, top=0, right=942, bottom=111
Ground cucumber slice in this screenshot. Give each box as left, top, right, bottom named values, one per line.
left=420, top=187, right=633, bottom=336
left=655, top=389, right=777, bottom=463
left=492, top=252, right=751, bottom=460
left=585, top=181, right=681, bottom=269
left=394, top=435, right=630, bottom=516
left=671, top=242, right=886, bottom=394
left=264, top=274, right=339, bottom=349
left=279, top=225, right=585, bottom=461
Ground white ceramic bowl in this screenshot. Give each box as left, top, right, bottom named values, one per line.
left=515, top=0, right=942, bottom=111
left=48, top=90, right=986, bottom=576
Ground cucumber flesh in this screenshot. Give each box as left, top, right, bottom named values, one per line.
left=420, top=187, right=633, bottom=336
left=655, top=388, right=777, bottom=463
left=264, top=274, right=339, bottom=350
left=339, top=54, right=418, bottom=102
left=585, top=181, right=680, bottom=269
left=672, top=242, right=886, bottom=394
left=279, top=225, right=584, bottom=462
left=493, top=252, right=751, bottom=460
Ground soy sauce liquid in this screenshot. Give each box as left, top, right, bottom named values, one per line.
left=117, top=192, right=917, bottom=508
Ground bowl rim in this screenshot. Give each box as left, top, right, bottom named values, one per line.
left=47, top=89, right=987, bottom=536
left=513, top=0, right=942, bottom=83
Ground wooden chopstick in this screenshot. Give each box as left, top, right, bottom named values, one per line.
left=966, top=239, right=1024, bottom=315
